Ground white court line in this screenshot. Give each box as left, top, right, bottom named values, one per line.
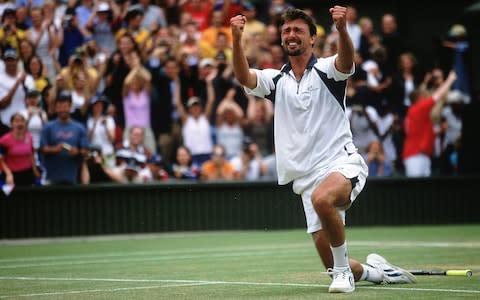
left=0, top=276, right=479, bottom=297
left=0, top=248, right=312, bottom=269
left=1, top=240, right=479, bottom=265
left=0, top=281, right=216, bottom=299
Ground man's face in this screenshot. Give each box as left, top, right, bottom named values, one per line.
left=281, top=19, right=314, bottom=57
left=55, top=101, right=72, bottom=120
left=4, top=57, right=17, bottom=73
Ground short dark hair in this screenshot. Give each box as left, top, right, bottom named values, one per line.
left=56, top=90, right=72, bottom=104
left=280, top=8, right=317, bottom=37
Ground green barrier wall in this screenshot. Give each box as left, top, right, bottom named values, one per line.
left=1, top=177, right=478, bottom=239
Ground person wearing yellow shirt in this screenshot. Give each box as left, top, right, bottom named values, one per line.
left=115, top=5, right=152, bottom=58
left=0, top=8, right=26, bottom=52
left=199, top=10, right=232, bottom=48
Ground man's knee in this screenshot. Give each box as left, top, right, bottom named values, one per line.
left=311, top=189, right=335, bottom=216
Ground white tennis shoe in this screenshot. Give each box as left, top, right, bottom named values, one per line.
left=327, top=267, right=355, bottom=293
left=366, top=253, right=417, bottom=284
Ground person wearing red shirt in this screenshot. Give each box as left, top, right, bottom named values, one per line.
left=402, top=70, right=457, bottom=177
left=181, top=0, right=213, bottom=31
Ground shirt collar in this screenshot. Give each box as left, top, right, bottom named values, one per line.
left=280, top=54, right=318, bottom=73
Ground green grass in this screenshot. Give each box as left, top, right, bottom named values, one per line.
left=0, top=225, right=479, bottom=299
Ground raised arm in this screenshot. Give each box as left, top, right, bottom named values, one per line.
left=230, top=15, right=257, bottom=89
left=330, top=6, right=354, bottom=73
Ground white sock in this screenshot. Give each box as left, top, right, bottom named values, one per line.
left=359, top=263, right=384, bottom=283
left=331, top=242, right=349, bottom=269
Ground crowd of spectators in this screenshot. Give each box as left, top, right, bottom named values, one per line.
left=0, top=0, right=474, bottom=191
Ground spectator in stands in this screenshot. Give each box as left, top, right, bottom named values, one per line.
left=19, top=89, right=48, bottom=156
left=25, top=6, right=59, bottom=85
left=244, top=95, right=274, bottom=156
left=176, top=93, right=214, bottom=167
left=169, top=145, right=199, bottom=180
left=361, top=44, right=392, bottom=108
left=87, top=94, right=116, bottom=167
left=25, top=55, right=50, bottom=96
left=0, top=8, right=25, bottom=53
left=431, top=90, right=465, bottom=175
left=200, top=10, right=233, bottom=51
left=103, top=33, right=138, bottom=129
left=148, top=57, right=183, bottom=164
left=389, top=52, right=424, bottom=119
left=0, top=112, right=40, bottom=186
left=380, top=13, right=406, bottom=74
left=68, top=68, right=93, bottom=124
left=441, top=24, right=471, bottom=102
left=330, top=5, right=361, bottom=51
left=108, top=156, right=153, bottom=183
left=18, top=39, right=35, bottom=71
left=177, top=20, right=201, bottom=62
left=115, top=125, right=152, bottom=168
left=240, top=1, right=266, bottom=48
left=215, top=87, right=245, bottom=159
left=0, top=48, right=35, bottom=129
left=347, top=103, right=380, bottom=159
left=357, top=16, right=376, bottom=61
left=40, top=91, right=89, bottom=185
left=230, top=139, right=266, bottom=180
left=200, top=144, right=234, bottom=180
left=180, top=0, right=213, bottom=32
left=138, top=0, right=167, bottom=31
left=365, top=139, right=391, bottom=177
left=145, top=154, right=169, bottom=181
left=83, top=145, right=115, bottom=183
left=122, top=53, right=156, bottom=154
left=115, top=5, right=151, bottom=59
left=258, top=44, right=286, bottom=70
left=58, top=10, right=92, bottom=67
left=85, top=0, right=121, bottom=56
left=402, top=70, right=457, bottom=177
left=375, top=100, right=398, bottom=175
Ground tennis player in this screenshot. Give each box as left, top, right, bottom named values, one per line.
left=231, top=6, right=416, bottom=293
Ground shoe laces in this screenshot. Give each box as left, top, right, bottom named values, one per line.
left=324, top=267, right=350, bottom=280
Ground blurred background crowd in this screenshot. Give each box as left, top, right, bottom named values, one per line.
left=0, top=0, right=477, bottom=189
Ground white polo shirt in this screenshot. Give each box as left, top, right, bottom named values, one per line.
left=245, top=54, right=356, bottom=185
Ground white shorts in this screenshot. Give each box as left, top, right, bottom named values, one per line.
left=404, top=153, right=431, bottom=177
left=292, top=152, right=368, bottom=233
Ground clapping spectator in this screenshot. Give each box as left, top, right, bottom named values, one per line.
left=25, top=55, right=50, bottom=96
left=122, top=54, right=156, bottom=154
left=40, top=91, right=89, bottom=185
left=215, top=87, right=245, bottom=159
left=25, top=6, right=60, bottom=85
left=366, top=140, right=391, bottom=177
left=170, top=145, right=199, bottom=180
left=87, top=94, right=116, bottom=167
left=0, top=48, right=35, bottom=129
left=19, top=89, right=48, bottom=156
left=0, top=112, right=40, bottom=187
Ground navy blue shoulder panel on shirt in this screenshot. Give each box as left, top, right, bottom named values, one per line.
left=264, top=73, right=283, bottom=103
left=313, top=67, right=347, bottom=111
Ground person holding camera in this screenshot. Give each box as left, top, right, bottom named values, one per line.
left=0, top=8, right=26, bottom=53
left=87, top=94, right=116, bottom=167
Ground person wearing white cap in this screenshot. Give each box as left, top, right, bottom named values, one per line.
left=0, top=48, right=35, bottom=127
